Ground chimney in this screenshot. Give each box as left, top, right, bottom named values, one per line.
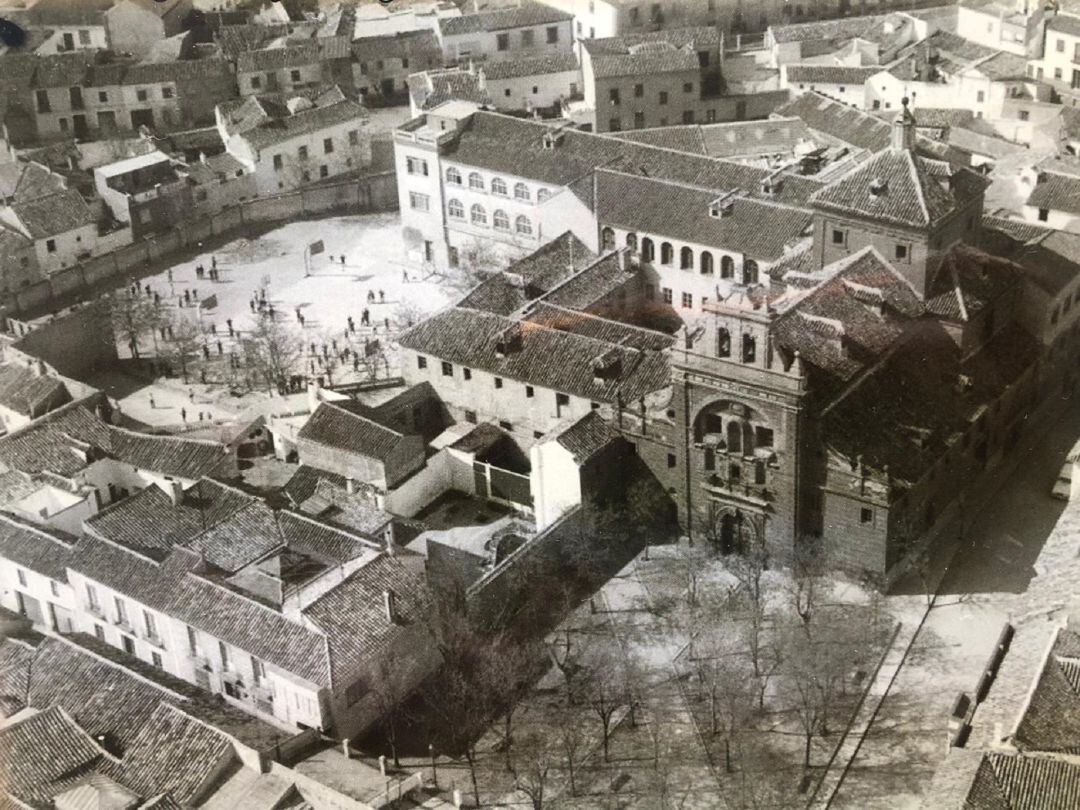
left=891, top=96, right=916, bottom=151
left=346, top=477, right=356, bottom=495
left=383, top=589, right=397, bottom=623
left=341, top=738, right=350, bottom=758
left=32, top=359, right=47, bottom=378
left=166, top=479, right=183, bottom=507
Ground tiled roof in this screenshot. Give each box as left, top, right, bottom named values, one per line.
left=350, top=29, right=441, bottom=62
left=297, top=401, right=407, bottom=462
left=185, top=501, right=284, bottom=574
left=965, top=753, right=1080, bottom=809
left=458, top=274, right=529, bottom=316
left=73, top=536, right=331, bottom=685
left=613, top=126, right=708, bottom=155
left=523, top=302, right=675, bottom=351
left=981, top=214, right=1052, bottom=245
left=554, top=411, right=620, bottom=464
left=1026, top=171, right=1080, bottom=216
left=773, top=91, right=896, bottom=151
left=541, top=251, right=637, bottom=311
left=214, top=23, right=292, bottom=58
left=84, top=479, right=254, bottom=561
left=786, top=64, right=880, bottom=85
left=398, top=306, right=670, bottom=404
left=481, top=52, right=577, bottom=80
left=0, top=706, right=112, bottom=809
left=9, top=189, right=94, bottom=239
left=108, top=0, right=189, bottom=21
left=236, top=38, right=351, bottom=73
left=438, top=111, right=824, bottom=206
left=118, top=703, right=236, bottom=807
left=106, top=427, right=228, bottom=481
left=770, top=13, right=891, bottom=44
left=592, top=169, right=814, bottom=262
left=303, top=551, right=433, bottom=688
left=439, top=2, right=572, bottom=36
left=226, top=96, right=367, bottom=150
left=0, top=512, right=78, bottom=581
left=584, top=26, right=720, bottom=54
left=507, top=230, right=596, bottom=292
left=923, top=244, right=1022, bottom=321
left=278, top=507, right=383, bottom=562
left=590, top=44, right=700, bottom=79
left=184, top=153, right=249, bottom=185
left=0, top=161, right=67, bottom=204
left=6, top=0, right=111, bottom=28
left=0, top=399, right=109, bottom=477
left=282, top=464, right=347, bottom=506
left=1048, top=12, right=1080, bottom=37
left=809, top=147, right=987, bottom=228
left=407, top=68, right=493, bottom=112
left=972, top=50, right=1029, bottom=81
left=1013, top=628, right=1080, bottom=754
left=0, top=363, right=69, bottom=417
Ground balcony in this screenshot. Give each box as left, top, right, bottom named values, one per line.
left=188, top=649, right=211, bottom=671
left=141, top=629, right=166, bottom=649
left=113, top=616, right=134, bottom=634
left=701, top=473, right=773, bottom=507
left=85, top=602, right=105, bottom=619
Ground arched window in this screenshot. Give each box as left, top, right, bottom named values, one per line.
left=491, top=177, right=507, bottom=196
left=700, top=251, right=714, bottom=276
left=470, top=204, right=487, bottom=226
left=446, top=167, right=462, bottom=185
left=641, top=237, right=655, bottom=262
left=661, top=242, right=673, bottom=265
left=514, top=182, right=530, bottom=201
left=626, top=232, right=638, bottom=251
left=726, top=420, right=742, bottom=454
left=742, top=334, right=756, bottom=363
left=493, top=209, right=510, bottom=231
left=680, top=246, right=694, bottom=270
left=468, top=172, right=484, bottom=190
left=537, top=188, right=551, bottom=202
left=601, top=227, right=616, bottom=250
left=447, top=198, right=464, bottom=219
left=743, top=259, right=759, bottom=285
left=515, top=215, right=532, bottom=235
left=717, top=327, right=730, bottom=358
left=721, top=255, right=735, bottom=279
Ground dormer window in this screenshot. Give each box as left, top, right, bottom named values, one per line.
left=869, top=177, right=888, bottom=197
left=832, top=228, right=846, bottom=246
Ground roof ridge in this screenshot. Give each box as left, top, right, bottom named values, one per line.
left=278, top=507, right=384, bottom=550
left=529, top=301, right=674, bottom=338
left=318, top=400, right=404, bottom=439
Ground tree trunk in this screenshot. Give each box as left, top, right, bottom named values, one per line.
left=725, top=737, right=732, bottom=773
left=601, top=722, right=611, bottom=762
left=466, top=747, right=481, bottom=807
left=804, top=732, right=812, bottom=769
left=566, top=754, right=576, bottom=796
left=504, top=711, right=514, bottom=773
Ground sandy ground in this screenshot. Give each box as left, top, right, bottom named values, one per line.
left=94, top=213, right=453, bottom=428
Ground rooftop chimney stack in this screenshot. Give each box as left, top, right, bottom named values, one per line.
left=892, top=96, right=916, bottom=151
left=166, top=479, right=184, bottom=507
left=383, top=589, right=397, bottom=623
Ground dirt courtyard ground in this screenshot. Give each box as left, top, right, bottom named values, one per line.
left=91, top=213, right=454, bottom=428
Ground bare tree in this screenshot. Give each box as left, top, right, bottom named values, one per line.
left=368, top=655, right=411, bottom=768
left=105, top=289, right=164, bottom=360
left=444, top=237, right=504, bottom=296
left=241, top=313, right=303, bottom=394
left=510, top=732, right=555, bottom=810
left=788, top=538, right=826, bottom=628
left=693, top=632, right=755, bottom=772
left=480, top=635, right=543, bottom=773
left=553, top=701, right=589, bottom=797
left=161, top=311, right=203, bottom=384
left=394, top=299, right=424, bottom=331
left=727, top=545, right=778, bottom=709
left=576, top=647, right=625, bottom=763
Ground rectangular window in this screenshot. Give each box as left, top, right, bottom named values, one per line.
left=609, top=88, right=620, bottom=104
left=46, top=239, right=56, bottom=253
left=36, top=90, right=51, bottom=113
left=895, top=244, right=908, bottom=260
left=348, top=129, right=359, bottom=146
left=494, top=377, right=503, bottom=389
left=273, top=154, right=283, bottom=171
left=667, top=453, right=676, bottom=469
left=291, top=69, right=302, bottom=82
left=832, top=228, right=846, bottom=245
left=1039, top=208, right=1050, bottom=222
left=662, top=287, right=673, bottom=304
left=94, top=624, right=105, bottom=641
left=976, top=90, right=985, bottom=103
left=682, top=110, right=695, bottom=124
left=417, top=355, right=427, bottom=369
left=162, top=86, right=174, bottom=99
left=16, top=568, right=27, bottom=587
left=114, top=596, right=127, bottom=624
left=406, top=156, right=428, bottom=175
left=609, top=117, right=621, bottom=131
left=323, top=137, right=334, bottom=154
left=86, top=583, right=99, bottom=609
left=78, top=29, right=90, bottom=44
left=547, top=25, right=559, bottom=43
left=681, top=292, right=693, bottom=308
left=683, top=82, right=693, bottom=93
left=1058, top=37, right=1066, bottom=52
left=730, top=463, right=741, bottom=482
left=556, top=392, right=570, bottom=408
left=121, top=635, right=135, bottom=655
left=659, top=90, right=668, bottom=105
left=526, top=385, right=535, bottom=398
left=98, top=91, right=107, bottom=102
left=251, top=655, right=266, bottom=683
left=298, top=146, right=309, bottom=162
left=136, top=88, right=148, bottom=101
left=463, top=368, right=472, bottom=381
left=151, top=651, right=163, bottom=668
left=860, top=507, right=873, bottom=524
left=441, top=361, right=453, bottom=377
left=464, top=409, right=477, bottom=423
left=187, top=625, right=198, bottom=655
left=634, top=83, right=644, bottom=97
left=499, top=419, right=513, bottom=431
left=409, top=192, right=430, bottom=211
left=497, top=33, right=510, bottom=50
left=634, top=111, right=645, bottom=128
left=521, top=29, right=534, bottom=46
left=319, top=165, right=328, bottom=179
left=219, top=640, right=230, bottom=669
left=251, top=75, right=262, bottom=90
left=755, top=426, right=774, bottom=448
left=50, top=581, right=60, bottom=597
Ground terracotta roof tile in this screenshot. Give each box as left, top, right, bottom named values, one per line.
left=439, top=3, right=571, bottom=36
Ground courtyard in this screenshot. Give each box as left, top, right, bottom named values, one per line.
left=87, top=213, right=455, bottom=429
